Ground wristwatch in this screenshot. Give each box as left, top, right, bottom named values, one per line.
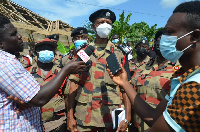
left=124, top=119, right=132, bottom=126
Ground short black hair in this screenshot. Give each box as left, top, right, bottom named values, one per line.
left=0, top=16, right=10, bottom=37
left=112, top=33, right=119, bottom=39
left=46, top=34, right=59, bottom=41
left=112, top=33, right=119, bottom=36
left=173, top=1, right=200, bottom=30
left=155, top=28, right=164, bottom=41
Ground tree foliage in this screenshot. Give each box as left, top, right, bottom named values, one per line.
left=83, top=21, right=95, bottom=42
left=57, top=41, right=69, bottom=54
left=109, top=11, right=132, bottom=44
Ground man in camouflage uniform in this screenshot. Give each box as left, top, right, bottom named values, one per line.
left=67, top=9, right=131, bottom=132
left=61, top=27, right=90, bottom=119
left=130, top=39, right=151, bottom=85
left=28, top=38, right=68, bottom=132
left=131, top=32, right=176, bottom=131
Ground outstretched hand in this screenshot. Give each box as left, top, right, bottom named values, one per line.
left=106, top=64, right=128, bottom=87
left=65, top=60, right=86, bottom=74
left=7, top=95, right=30, bottom=114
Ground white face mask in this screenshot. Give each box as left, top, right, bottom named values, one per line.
left=96, top=23, right=112, bottom=38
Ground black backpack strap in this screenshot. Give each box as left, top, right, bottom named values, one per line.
left=110, top=45, right=114, bottom=53
left=54, top=69, right=58, bottom=75
left=31, top=67, right=37, bottom=74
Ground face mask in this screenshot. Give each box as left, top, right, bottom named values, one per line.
left=96, top=23, right=112, bottom=38
left=160, top=31, right=194, bottom=63
left=112, top=39, right=119, bottom=44
left=38, top=50, right=54, bottom=63
left=136, top=47, right=148, bottom=57
left=74, top=40, right=87, bottom=48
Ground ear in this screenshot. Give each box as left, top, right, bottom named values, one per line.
left=190, top=29, right=200, bottom=44
left=91, top=23, right=96, bottom=32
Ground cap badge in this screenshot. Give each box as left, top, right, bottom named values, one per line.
left=142, top=40, right=145, bottom=43
left=80, top=30, right=83, bottom=34
left=106, top=12, right=110, bottom=17
left=173, top=65, right=180, bottom=71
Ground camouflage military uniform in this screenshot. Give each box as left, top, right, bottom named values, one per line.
left=68, top=41, right=125, bottom=131
left=61, top=50, right=77, bottom=67
left=17, top=54, right=31, bottom=68
left=53, top=53, right=63, bottom=68
left=130, top=56, right=151, bottom=86
left=132, top=57, right=175, bottom=131
left=28, top=63, right=67, bottom=132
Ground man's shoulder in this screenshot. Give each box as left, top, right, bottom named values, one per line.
left=0, top=50, right=16, bottom=64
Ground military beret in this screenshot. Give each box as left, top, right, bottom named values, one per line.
left=135, top=39, right=149, bottom=48
left=46, top=34, right=59, bottom=41
left=35, top=38, right=57, bottom=51
left=71, top=27, right=88, bottom=37
left=89, top=9, right=116, bottom=23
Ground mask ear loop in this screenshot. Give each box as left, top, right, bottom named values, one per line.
left=177, top=31, right=194, bottom=40
left=182, top=44, right=193, bottom=52
left=177, top=31, right=194, bottom=52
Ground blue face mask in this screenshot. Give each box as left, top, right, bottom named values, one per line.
left=160, top=31, right=194, bottom=63
left=74, top=40, right=87, bottom=48
left=112, top=39, right=119, bottom=44
left=38, top=50, right=54, bottom=63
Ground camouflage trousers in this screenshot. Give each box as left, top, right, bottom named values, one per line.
left=77, top=124, right=115, bottom=132
left=49, top=123, right=68, bottom=132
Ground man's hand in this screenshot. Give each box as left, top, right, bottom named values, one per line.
left=7, top=95, right=30, bottom=114
left=116, top=120, right=128, bottom=132
left=67, top=116, right=77, bottom=132
left=65, top=60, right=86, bottom=74
left=106, top=64, right=128, bottom=87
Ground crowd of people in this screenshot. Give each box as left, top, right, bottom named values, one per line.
left=0, top=1, right=199, bottom=132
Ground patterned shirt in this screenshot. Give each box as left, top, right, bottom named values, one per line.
left=0, top=50, right=42, bottom=132
left=166, top=65, right=200, bottom=132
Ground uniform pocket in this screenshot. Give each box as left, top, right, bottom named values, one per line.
left=75, top=92, right=90, bottom=103
left=104, top=71, right=117, bottom=85
left=101, top=86, right=121, bottom=105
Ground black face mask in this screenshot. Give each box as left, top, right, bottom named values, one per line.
left=154, top=40, right=162, bottom=56
left=136, top=47, right=148, bottom=57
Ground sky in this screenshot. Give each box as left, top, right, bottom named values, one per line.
left=12, top=0, right=194, bottom=29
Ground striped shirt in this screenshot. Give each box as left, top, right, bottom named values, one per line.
left=0, top=50, right=42, bottom=132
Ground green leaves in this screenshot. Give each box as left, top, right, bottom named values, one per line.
left=57, top=41, right=69, bottom=54
left=70, top=43, right=75, bottom=50
left=110, top=11, right=132, bottom=44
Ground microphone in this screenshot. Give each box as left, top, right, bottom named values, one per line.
left=75, top=43, right=87, bottom=52
left=76, top=45, right=95, bottom=63
left=117, top=44, right=131, bottom=54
